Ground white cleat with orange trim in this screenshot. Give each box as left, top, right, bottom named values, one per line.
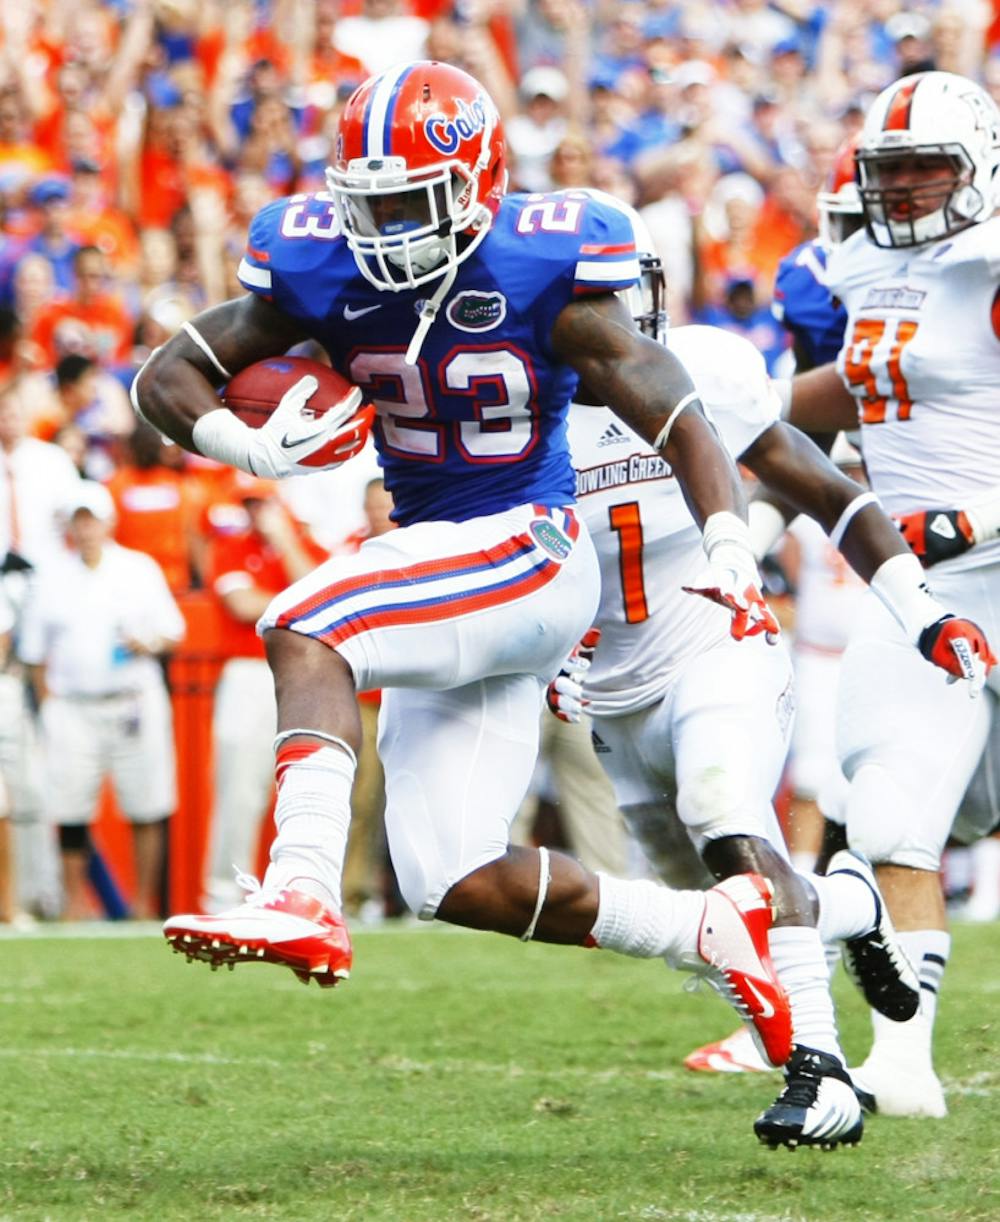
left=683, top=874, right=793, bottom=1069
left=163, top=873, right=352, bottom=988
left=683, top=1025, right=772, bottom=1074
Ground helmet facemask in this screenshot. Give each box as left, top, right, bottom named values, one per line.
left=857, top=145, right=980, bottom=248
left=328, top=152, right=492, bottom=290
left=628, top=252, right=668, bottom=343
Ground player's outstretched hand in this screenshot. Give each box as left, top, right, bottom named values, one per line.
left=895, top=508, right=974, bottom=568
left=254, top=375, right=375, bottom=478
left=546, top=628, right=601, bottom=723
left=682, top=565, right=780, bottom=643
left=918, top=614, right=997, bottom=697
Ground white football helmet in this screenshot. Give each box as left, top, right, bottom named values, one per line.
left=817, top=134, right=863, bottom=247
left=857, top=71, right=1000, bottom=248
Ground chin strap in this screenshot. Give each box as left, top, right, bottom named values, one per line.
left=405, top=264, right=458, bottom=366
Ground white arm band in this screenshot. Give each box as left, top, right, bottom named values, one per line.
left=869, top=552, right=944, bottom=643
left=652, top=391, right=699, bottom=452
left=191, top=408, right=260, bottom=476
left=829, top=491, right=879, bottom=550
left=181, top=321, right=233, bottom=381
left=771, top=377, right=792, bottom=420
left=748, top=499, right=790, bottom=560
left=962, top=486, right=1000, bottom=546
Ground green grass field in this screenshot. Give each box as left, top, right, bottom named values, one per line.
left=1, top=921, right=997, bottom=1221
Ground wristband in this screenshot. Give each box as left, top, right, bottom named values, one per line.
left=702, top=511, right=758, bottom=578
left=869, top=553, right=946, bottom=643
left=748, top=500, right=790, bottom=560
left=962, top=487, right=1000, bottom=546
left=191, top=408, right=257, bottom=475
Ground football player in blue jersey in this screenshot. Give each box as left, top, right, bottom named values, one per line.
left=134, top=62, right=799, bottom=1078
left=771, top=135, right=863, bottom=374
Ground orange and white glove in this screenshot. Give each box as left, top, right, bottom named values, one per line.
left=894, top=507, right=975, bottom=568
left=546, top=629, right=601, bottom=723
left=682, top=512, right=779, bottom=643
left=918, top=615, right=996, bottom=696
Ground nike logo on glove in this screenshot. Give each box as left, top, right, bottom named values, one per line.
left=280, top=426, right=327, bottom=449
left=745, top=979, right=776, bottom=1019
left=343, top=304, right=381, bottom=321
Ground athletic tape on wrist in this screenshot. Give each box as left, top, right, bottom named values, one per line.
left=869, top=553, right=944, bottom=643
left=829, top=491, right=878, bottom=551
left=273, top=728, right=358, bottom=772
left=772, top=377, right=792, bottom=420
left=191, top=408, right=257, bottom=474
left=963, top=486, right=1000, bottom=545
left=652, top=391, right=699, bottom=452
left=520, top=846, right=551, bottom=942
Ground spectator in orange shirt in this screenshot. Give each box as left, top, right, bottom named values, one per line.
left=106, top=421, right=203, bottom=597
left=29, top=354, right=133, bottom=480
left=29, top=246, right=135, bottom=370
left=202, top=476, right=328, bottom=912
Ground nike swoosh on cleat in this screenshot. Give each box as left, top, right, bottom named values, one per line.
left=343, top=304, right=382, bottom=320
left=745, top=978, right=775, bottom=1018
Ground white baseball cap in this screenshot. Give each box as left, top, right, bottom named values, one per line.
left=62, top=480, right=116, bottom=523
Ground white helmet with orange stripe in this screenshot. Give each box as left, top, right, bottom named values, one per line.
left=857, top=70, right=1000, bottom=248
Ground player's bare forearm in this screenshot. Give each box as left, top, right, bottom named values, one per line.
left=134, top=296, right=309, bottom=450
left=787, top=362, right=857, bottom=432
left=743, top=422, right=907, bottom=581
left=553, top=296, right=746, bottom=527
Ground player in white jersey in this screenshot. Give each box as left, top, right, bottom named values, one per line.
left=785, top=70, right=1000, bottom=1117
left=554, top=204, right=992, bottom=1146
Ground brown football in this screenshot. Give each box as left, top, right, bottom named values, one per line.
left=222, top=356, right=359, bottom=427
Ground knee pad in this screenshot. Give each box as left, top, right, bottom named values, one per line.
left=58, top=823, right=91, bottom=852
left=676, top=766, right=766, bottom=842
left=846, top=763, right=940, bottom=869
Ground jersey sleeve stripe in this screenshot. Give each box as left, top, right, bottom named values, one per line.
left=237, top=258, right=273, bottom=290
left=246, top=246, right=271, bottom=263
left=575, top=257, right=641, bottom=283
left=579, top=243, right=636, bottom=256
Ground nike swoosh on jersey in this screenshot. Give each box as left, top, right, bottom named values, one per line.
left=744, top=978, right=775, bottom=1019
left=343, top=304, right=382, bottom=321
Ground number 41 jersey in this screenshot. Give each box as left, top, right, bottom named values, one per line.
left=237, top=189, right=640, bottom=525
left=568, top=325, right=781, bottom=716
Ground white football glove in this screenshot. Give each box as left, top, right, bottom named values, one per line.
left=252, top=375, right=374, bottom=477
left=192, top=375, right=374, bottom=479
left=546, top=628, right=601, bottom=723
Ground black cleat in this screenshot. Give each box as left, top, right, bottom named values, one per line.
left=755, top=1047, right=864, bottom=1150
left=827, top=849, right=920, bottom=1022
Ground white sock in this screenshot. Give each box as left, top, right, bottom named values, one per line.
left=968, top=837, right=1000, bottom=916
left=263, top=743, right=355, bottom=911
left=867, top=930, right=949, bottom=1071
left=810, top=870, right=879, bottom=942
left=589, top=874, right=704, bottom=963
left=769, top=925, right=844, bottom=1062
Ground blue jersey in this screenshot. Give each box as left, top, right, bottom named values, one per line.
left=771, top=239, right=847, bottom=369
left=237, top=190, right=640, bottom=526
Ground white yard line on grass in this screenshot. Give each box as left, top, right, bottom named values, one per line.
left=0, top=1046, right=282, bottom=1067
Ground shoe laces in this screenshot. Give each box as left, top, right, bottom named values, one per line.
left=233, top=869, right=282, bottom=908
left=775, top=1052, right=828, bottom=1109
left=683, top=949, right=753, bottom=1022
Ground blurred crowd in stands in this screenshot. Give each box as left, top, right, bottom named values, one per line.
left=0, top=0, right=999, bottom=925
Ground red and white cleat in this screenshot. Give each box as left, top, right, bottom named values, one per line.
left=163, top=874, right=352, bottom=988
left=683, top=1025, right=772, bottom=1074
left=686, top=874, right=793, bottom=1069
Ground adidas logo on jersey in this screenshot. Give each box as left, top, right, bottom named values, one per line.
left=597, top=421, right=629, bottom=448
left=591, top=731, right=610, bottom=754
